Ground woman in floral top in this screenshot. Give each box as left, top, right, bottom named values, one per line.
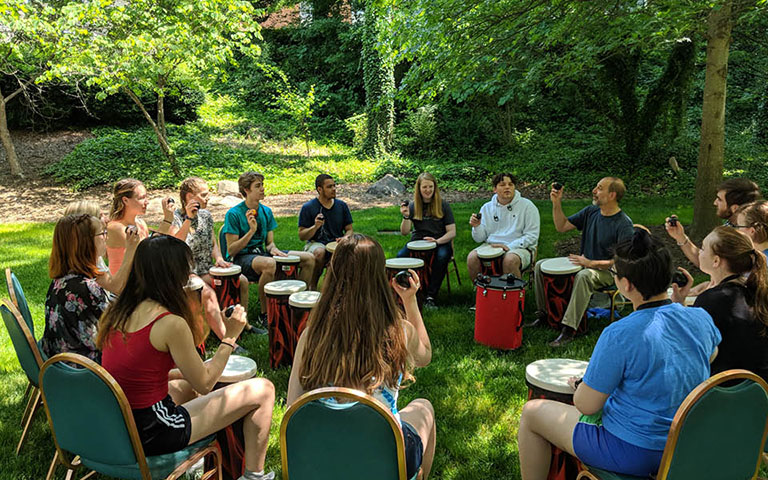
left=43, top=214, right=138, bottom=362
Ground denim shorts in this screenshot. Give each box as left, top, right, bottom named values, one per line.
left=402, top=421, right=423, bottom=479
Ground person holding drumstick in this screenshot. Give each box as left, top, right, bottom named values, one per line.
left=397, top=172, right=456, bottom=307
left=530, top=177, right=634, bottom=347
left=518, top=229, right=720, bottom=479
left=169, top=177, right=260, bottom=344
left=223, top=171, right=315, bottom=328
left=468, top=173, right=540, bottom=280
left=98, top=235, right=276, bottom=480
left=288, top=234, right=436, bottom=479
left=298, top=173, right=354, bottom=289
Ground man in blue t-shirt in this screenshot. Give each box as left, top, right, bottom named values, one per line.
left=223, top=171, right=316, bottom=325
left=298, top=174, right=354, bottom=288
left=531, top=177, right=634, bottom=347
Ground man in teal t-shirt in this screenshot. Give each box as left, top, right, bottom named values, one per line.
left=223, top=172, right=316, bottom=324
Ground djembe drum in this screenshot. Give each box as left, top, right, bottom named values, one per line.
left=477, top=245, right=505, bottom=277
left=274, top=255, right=300, bottom=281
left=209, top=265, right=242, bottom=309
left=406, top=240, right=436, bottom=295
left=540, top=257, right=584, bottom=332
left=264, top=280, right=307, bottom=368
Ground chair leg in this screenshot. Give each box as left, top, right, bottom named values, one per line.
left=445, top=262, right=452, bottom=294
left=20, top=384, right=37, bottom=426
left=23, top=381, right=32, bottom=400
left=46, top=451, right=59, bottom=480
left=16, top=388, right=41, bottom=455
left=452, top=258, right=461, bottom=285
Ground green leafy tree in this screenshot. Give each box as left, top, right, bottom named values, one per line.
left=362, top=0, right=394, bottom=157
left=275, top=83, right=317, bottom=157
left=53, top=0, right=263, bottom=176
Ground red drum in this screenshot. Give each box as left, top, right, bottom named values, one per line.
left=477, top=245, right=505, bottom=277
left=184, top=276, right=207, bottom=357
left=474, top=275, right=525, bottom=350
left=275, top=255, right=300, bottom=281
left=209, top=265, right=242, bottom=309
left=386, top=257, right=425, bottom=309
left=265, top=280, right=306, bottom=368
left=407, top=240, right=436, bottom=295
left=288, top=291, right=321, bottom=362
left=525, top=359, right=589, bottom=480
left=540, top=258, right=585, bottom=332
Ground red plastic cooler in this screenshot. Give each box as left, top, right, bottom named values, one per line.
left=474, top=275, right=525, bottom=350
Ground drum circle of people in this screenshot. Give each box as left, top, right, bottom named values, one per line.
left=33, top=171, right=768, bottom=480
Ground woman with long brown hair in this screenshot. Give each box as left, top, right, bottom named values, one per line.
left=674, top=225, right=768, bottom=382
left=287, top=234, right=436, bottom=479
left=98, top=235, right=275, bottom=480
left=43, top=214, right=137, bottom=361
left=397, top=172, right=456, bottom=307
left=734, top=200, right=768, bottom=256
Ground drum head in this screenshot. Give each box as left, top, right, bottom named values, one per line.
left=184, top=276, right=205, bottom=291
left=540, top=257, right=582, bottom=275
left=326, top=241, right=338, bottom=253
left=289, top=290, right=321, bottom=308
left=477, top=245, right=504, bottom=259
left=275, top=255, right=300, bottom=264
left=209, top=265, right=243, bottom=276
left=407, top=240, right=437, bottom=251
left=216, top=355, right=257, bottom=383
left=525, top=359, right=589, bottom=395
left=385, top=258, right=425, bottom=269
left=264, top=279, right=307, bottom=295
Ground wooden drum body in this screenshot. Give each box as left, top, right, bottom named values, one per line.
left=525, top=358, right=589, bottom=480
left=474, top=275, right=525, bottom=350
left=540, top=257, right=582, bottom=331
left=209, top=265, right=242, bottom=309
left=264, top=280, right=307, bottom=368
left=477, top=245, right=505, bottom=277
left=274, top=255, right=300, bottom=281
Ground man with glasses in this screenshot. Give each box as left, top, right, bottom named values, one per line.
left=530, top=177, right=634, bottom=347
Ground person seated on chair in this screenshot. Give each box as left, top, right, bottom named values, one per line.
left=531, top=177, right=634, bottom=347
left=168, top=177, right=259, bottom=345
left=298, top=174, right=353, bottom=289
left=672, top=226, right=768, bottom=383
left=733, top=201, right=768, bottom=257
left=287, top=234, right=436, bottom=480
left=98, top=235, right=276, bottom=480
left=43, top=214, right=139, bottom=362
left=223, top=171, right=315, bottom=328
left=63, top=200, right=134, bottom=295
left=468, top=173, right=540, bottom=280
left=397, top=172, right=456, bottom=308
left=665, top=177, right=762, bottom=295
left=518, top=229, right=721, bottom=479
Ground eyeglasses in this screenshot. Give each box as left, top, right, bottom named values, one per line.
left=730, top=224, right=751, bottom=229
left=609, top=267, right=619, bottom=277
left=94, top=230, right=108, bottom=237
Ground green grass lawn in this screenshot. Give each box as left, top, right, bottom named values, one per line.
left=0, top=197, right=697, bottom=479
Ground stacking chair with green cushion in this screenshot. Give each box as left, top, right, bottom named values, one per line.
left=40, top=352, right=223, bottom=480
left=1, top=299, right=46, bottom=455
left=577, top=369, right=768, bottom=480
left=5, top=268, right=34, bottom=333
left=281, top=387, right=419, bottom=480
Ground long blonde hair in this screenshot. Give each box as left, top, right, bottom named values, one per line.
left=412, top=172, right=443, bottom=221
left=109, top=178, right=144, bottom=220
left=298, top=234, right=412, bottom=393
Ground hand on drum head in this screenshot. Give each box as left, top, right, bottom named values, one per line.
left=568, top=254, right=591, bottom=268
left=222, top=304, right=247, bottom=339
left=670, top=267, right=694, bottom=304
left=567, top=376, right=582, bottom=391
left=391, top=268, right=420, bottom=301
left=214, top=258, right=232, bottom=268
left=423, top=236, right=437, bottom=243
left=489, top=242, right=510, bottom=252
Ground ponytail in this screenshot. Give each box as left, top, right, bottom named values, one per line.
left=746, top=250, right=768, bottom=332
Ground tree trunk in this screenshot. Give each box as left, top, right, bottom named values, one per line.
left=125, top=88, right=181, bottom=177
left=362, top=0, right=394, bottom=157
left=691, top=3, right=733, bottom=241
left=0, top=86, right=24, bottom=178
left=157, top=76, right=167, bottom=140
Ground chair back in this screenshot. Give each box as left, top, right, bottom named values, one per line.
left=280, top=387, right=409, bottom=480
left=1, top=300, right=44, bottom=387
left=5, top=268, right=34, bottom=334
left=658, top=369, right=768, bottom=480
left=39, top=353, right=154, bottom=477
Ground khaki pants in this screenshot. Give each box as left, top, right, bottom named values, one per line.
left=534, top=260, right=614, bottom=330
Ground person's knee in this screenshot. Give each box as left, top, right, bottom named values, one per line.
left=244, top=377, right=275, bottom=404
left=520, top=399, right=546, bottom=427
left=467, top=251, right=479, bottom=266
left=312, top=248, right=325, bottom=261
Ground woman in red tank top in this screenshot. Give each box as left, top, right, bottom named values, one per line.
left=98, top=235, right=275, bottom=480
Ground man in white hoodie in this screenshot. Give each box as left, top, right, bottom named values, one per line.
left=468, top=173, right=540, bottom=279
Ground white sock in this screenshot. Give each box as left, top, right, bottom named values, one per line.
left=238, top=470, right=275, bottom=480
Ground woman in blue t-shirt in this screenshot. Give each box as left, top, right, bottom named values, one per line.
left=397, top=172, right=456, bottom=307
left=517, top=229, right=720, bottom=479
